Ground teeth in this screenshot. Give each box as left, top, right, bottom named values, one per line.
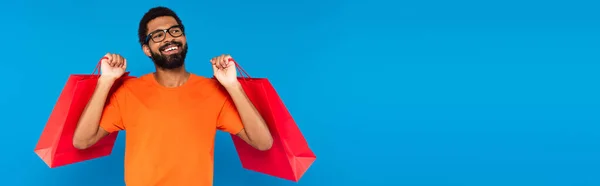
left=164, top=47, right=178, bottom=52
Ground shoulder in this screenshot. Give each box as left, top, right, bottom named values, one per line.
left=120, top=73, right=155, bottom=88
left=187, top=74, right=230, bottom=98
left=111, top=73, right=154, bottom=96
left=188, top=74, right=221, bottom=89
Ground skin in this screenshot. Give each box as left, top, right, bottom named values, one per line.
left=73, top=16, right=273, bottom=151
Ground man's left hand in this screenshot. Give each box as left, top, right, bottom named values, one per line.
left=211, top=54, right=240, bottom=88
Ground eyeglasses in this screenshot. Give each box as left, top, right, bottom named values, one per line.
left=145, top=25, right=185, bottom=44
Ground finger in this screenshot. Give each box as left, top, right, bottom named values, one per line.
left=219, top=55, right=227, bottom=69
left=225, top=55, right=234, bottom=68
left=115, top=55, right=122, bottom=67
left=113, top=55, right=119, bottom=67
left=122, top=58, right=127, bottom=69
left=215, top=56, right=221, bottom=69
left=117, top=55, right=124, bottom=67
left=107, top=54, right=113, bottom=67
left=224, top=58, right=232, bottom=68
left=223, top=54, right=231, bottom=63
left=215, top=56, right=222, bottom=69
left=117, top=55, right=124, bottom=68
left=103, top=53, right=112, bottom=64
left=211, top=58, right=220, bottom=71
left=110, top=54, right=117, bottom=67
left=101, top=57, right=109, bottom=64
left=113, top=54, right=120, bottom=67
left=224, top=54, right=232, bottom=65
left=211, top=62, right=219, bottom=72
left=222, top=55, right=229, bottom=67
left=211, top=58, right=220, bottom=72
left=210, top=58, right=217, bottom=69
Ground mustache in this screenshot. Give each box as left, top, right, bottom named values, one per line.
left=159, top=41, right=183, bottom=51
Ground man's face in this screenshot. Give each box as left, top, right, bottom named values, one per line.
left=143, top=16, right=188, bottom=69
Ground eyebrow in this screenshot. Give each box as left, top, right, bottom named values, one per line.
left=148, top=25, right=181, bottom=34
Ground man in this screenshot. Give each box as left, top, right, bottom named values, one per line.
left=72, top=6, right=273, bottom=186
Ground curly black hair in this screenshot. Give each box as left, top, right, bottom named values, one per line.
left=138, top=6, right=184, bottom=46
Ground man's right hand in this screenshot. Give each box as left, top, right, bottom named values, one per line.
left=100, top=53, right=127, bottom=81
left=73, top=53, right=127, bottom=149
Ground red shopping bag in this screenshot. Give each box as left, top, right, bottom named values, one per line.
left=34, top=57, right=134, bottom=168
left=229, top=60, right=316, bottom=182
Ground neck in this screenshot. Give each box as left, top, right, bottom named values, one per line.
left=153, top=66, right=190, bottom=88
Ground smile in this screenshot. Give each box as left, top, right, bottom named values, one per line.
left=161, top=44, right=180, bottom=54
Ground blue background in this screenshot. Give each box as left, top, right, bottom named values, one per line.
left=1, top=0, right=599, bottom=185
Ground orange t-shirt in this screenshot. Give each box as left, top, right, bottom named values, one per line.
left=99, top=73, right=244, bottom=186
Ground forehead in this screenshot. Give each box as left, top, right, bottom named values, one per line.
left=146, top=16, right=179, bottom=34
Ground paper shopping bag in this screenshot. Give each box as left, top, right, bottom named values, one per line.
left=34, top=57, right=134, bottom=168
left=228, top=60, right=316, bottom=182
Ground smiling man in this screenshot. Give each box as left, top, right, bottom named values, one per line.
left=72, top=6, right=273, bottom=186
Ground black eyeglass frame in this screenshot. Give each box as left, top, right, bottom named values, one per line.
left=144, top=25, right=185, bottom=44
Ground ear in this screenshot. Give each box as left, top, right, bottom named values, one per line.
left=142, top=45, right=152, bottom=57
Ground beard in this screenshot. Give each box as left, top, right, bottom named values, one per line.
left=150, top=41, right=188, bottom=70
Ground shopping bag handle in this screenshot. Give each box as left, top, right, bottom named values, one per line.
left=90, top=56, right=131, bottom=79
left=91, top=56, right=108, bottom=77
left=228, top=58, right=252, bottom=79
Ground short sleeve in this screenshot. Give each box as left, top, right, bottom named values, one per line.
left=216, top=97, right=244, bottom=135
left=99, top=89, right=125, bottom=133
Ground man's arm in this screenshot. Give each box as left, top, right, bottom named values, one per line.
left=72, top=77, right=115, bottom=149
left=73, top=53, right=127, bottom=149
left=224, top=83, right=273, bottom=151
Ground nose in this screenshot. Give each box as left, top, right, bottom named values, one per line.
left=162, top=39, right=174, bottom=45
left=162, top=39, right=173, bottom=45
left=163, top=32, right=177, bottom=43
